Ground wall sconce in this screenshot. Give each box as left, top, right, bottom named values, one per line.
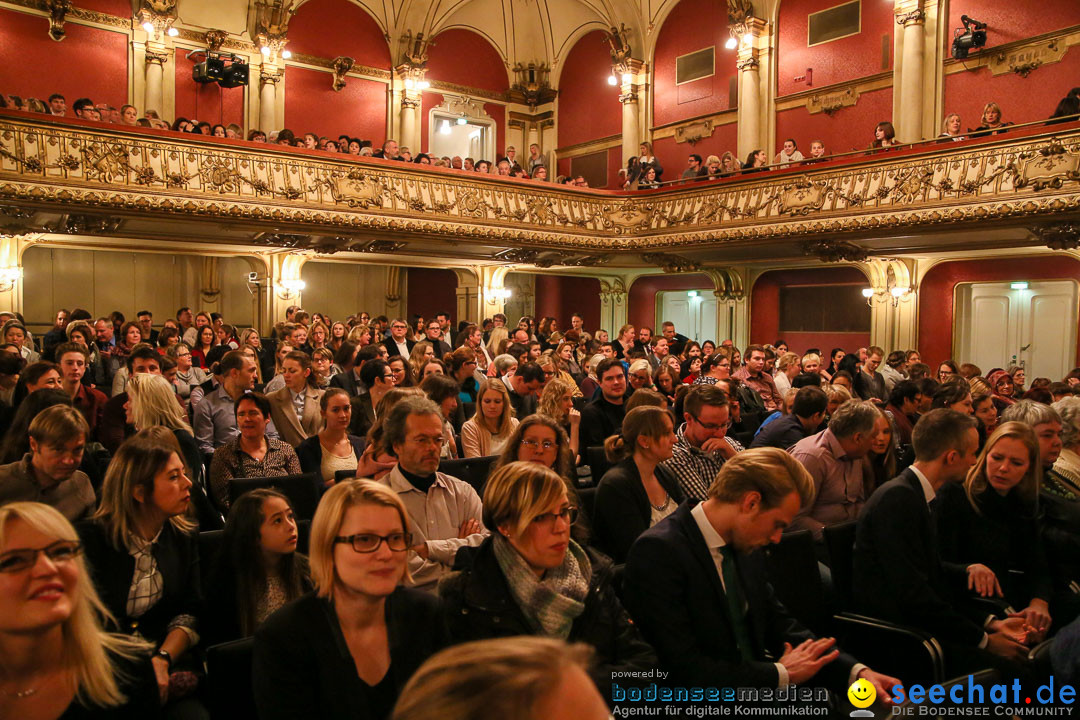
left=486, top=287, right=512, bottom=304
left=862, top=284, right=910, bottom=308
left=0, top=267, right=21, bottom=292
left=607, top=74, right=618, bottom=86
left=276, top=278, right=305, bottom=300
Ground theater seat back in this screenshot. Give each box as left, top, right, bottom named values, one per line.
left=205, top=637, right=256, bottom=720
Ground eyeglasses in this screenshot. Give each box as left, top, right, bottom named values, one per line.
left=531, top=506, right=578, bottom=528
left=333, top=532, right=412, bottom=553
left=690, top=413, right=731, bottom=431
left=0, top=540, right=82, bottom=573
left=520, top=438, right=557, bottom=451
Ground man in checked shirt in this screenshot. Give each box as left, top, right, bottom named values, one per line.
left=661, top=384, right=744, bottom=502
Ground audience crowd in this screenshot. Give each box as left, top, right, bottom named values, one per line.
left=2, top=298, right=1080, bottom=718
left=5, top=89, right=1078, bottom=192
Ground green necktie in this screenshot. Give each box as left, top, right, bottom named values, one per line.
left=719, top=545, right=755, bottom=662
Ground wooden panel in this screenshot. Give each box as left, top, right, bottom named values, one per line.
left=779, top=285, right=869, bottom=333
left=300, top=262, right=389, bottom=322
left=570, top=151, right=608, bottom=189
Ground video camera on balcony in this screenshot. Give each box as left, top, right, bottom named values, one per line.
left=951, top=15, right=987, bottom=60
left=191, top=51, right=249, bottom=88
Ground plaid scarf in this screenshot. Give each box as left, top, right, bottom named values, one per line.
left=492, top=534, right=591, bottom=639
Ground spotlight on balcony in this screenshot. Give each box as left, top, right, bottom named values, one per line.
left=191, top=51, right=249, bottom=88
left=951, top=15, right=987, bottom=60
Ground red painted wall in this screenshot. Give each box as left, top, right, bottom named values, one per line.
left=776, top=0, right=894, bottom=97
left=628, top=274, right=715, bottom=331
left=750, top=267, right=870, bottom=353
left=174, top=52, right=245, bottom=128
left=946, top=0, right=1080, bottom=51
left=918, top=257, right=1080, bottom=368
left=287, top=0, right=391, bottom=68
left=407, top=268, right=458, bottom=323
left=0, top=9, right=127, bottom=110
left=652, top=0, right=736, bottom=127
left=534, top=275, right=602, bottom=333
left=652, top=121, right=738, bottom=184
left=557, top=30, right=622, bottom=149
left=427, top=29, right=509, bottom=94
left=775, top=86, right=892, bottom=157
left=944, top=52, right=1080, bottom=128
left=283, top=66, right=386, bottom=141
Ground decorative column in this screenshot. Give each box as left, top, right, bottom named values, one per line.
left=598, top=278, right=629, bottom=336
left=0, top=235, right=30, bottom=316
left=385, top=266, right=404, bottom=319
left=861, top=259, right=917, bottom=353
left=400, top=95, right=420, bottom=153
left=735, top=18, right=769, bottom=158
left=144, top=49, right=169, bottom=118
left=258, top=67, right=282, bottom=133
left=616, top=59, right=645, bottom=170
left=896, top=3, right=927, bottom=143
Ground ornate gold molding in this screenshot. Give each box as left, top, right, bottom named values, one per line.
left=674, top=119, right=715, bottom=145
left=988, top=38, right=1069, bottom=78
left=331, top=57, right=354, bottom=92
left=2, top=114, right=1080, bottom=257
left=144, top=49, right=169, bottom=67
left=895, top=9, right=926, bottom=26
left=45, top=0, right=70, bottom=40
left=806, top=86, right=860, bottom=116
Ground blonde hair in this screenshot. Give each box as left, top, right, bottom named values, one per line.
left=347, top=324, right=371, bottom=346
left=93, top=430, right=195, bottom=547
left=801, top=352, right=821, bottom=367
left=776, top=352, right=801, bottom=371
left=309, top=479, right=412, bottom=599
left=537, top=376, right=575, bottom=422
left=409, top=341, right=434, bottom=378
left=127, top=373, right=192, bottom=433
left=473, top=379, right=516, bottom=433
left=941, top=112, right=961, bottom=134
left=604, top=405, right=673, bottom=461
left=965, top=421, right=1042, bottom=515
left=482, top=461, right=567, bottom=539
left=826, top=385, right=852, bottom=403
left=486, top=326, right=508, bottom=357
left=392, top=637, right=594, bottom=720
left=707, top=446, right=816, bottom=509
left=0, top=503, right=151, bottom=708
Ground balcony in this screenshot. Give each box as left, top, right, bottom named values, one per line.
left=2, top=109, right=1080, bottom=269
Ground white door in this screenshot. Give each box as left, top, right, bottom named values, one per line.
left=659, top=290, right=717, bottom=343
left=956, top=281, right=1077, bottom=380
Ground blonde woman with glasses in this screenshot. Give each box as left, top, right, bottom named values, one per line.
left=0, top=502, right=159, bottom=718
left=253, top=480, right=447, bottom=720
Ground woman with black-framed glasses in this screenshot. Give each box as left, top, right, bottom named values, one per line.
left=253, top=479, right=447, bottom=720
left=438, top=462, right=656, bottom=700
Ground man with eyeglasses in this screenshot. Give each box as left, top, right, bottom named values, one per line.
left=661, top=384, right=743, bottom=502
left=0, top=405, right=94, bottom=521
left=378, top=396, right=486, bottom=590
left=425, top=320, right=452, bottom=358
left=384, top=318, right=415, bottom=358
left=750, top=386, right=828, bottom=451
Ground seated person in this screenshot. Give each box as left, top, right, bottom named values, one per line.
left=266, top=351, right=324, bottom=448
left=395, top=638, right=609, bottom=720
left=0, top=502, right=160, bottom=718
left=491, top=414, right=576, bottom=483
left=579, top=358, right=627, bottom=450
left=936, top=421, right=1057, bottom=638
left=439, top=461, right=656, bottom=699
left=1046, top=398, right=1080, bottom=593
left=623, top=447, right=898, bottom=698
left=419, top=374, right=460, bottom=459
left=594, top=406, right=683, bottom=563
left=0, top=404, right=94, bottom=522
left=377, top=396, right=486, bottom=590
left=55, top=342, right=106, bottom=436
left=348, top=358, right=395, bottom=439
left=788, top=399, right=880, bottom=539
left=193, top=349, right=279, bottom=455
left=204, top=488, right=312, bottom=647
left=78, top=430, right=203, bottom=714
left=297, top=388, right=366, bottom=488
left=208, top=392, right=301, bottom=510
left=854, top=409, right=1031, bottom=677
left=461, top=379, right=519, bottom=458
left=661, top=384, right=740, bottom=502
left=750, top=386, right=828, bottom=450
left=504, top=361, right=543, bottom=421
left=253, top=479, right=447, bottom=720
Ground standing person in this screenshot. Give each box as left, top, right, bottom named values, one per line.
left=253, top=480, right=448, bottom=720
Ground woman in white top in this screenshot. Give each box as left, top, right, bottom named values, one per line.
left=773, top=351, right=802, bottom=396
left=461, top=379, right=519, bottom=458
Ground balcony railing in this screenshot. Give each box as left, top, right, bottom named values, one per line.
left=1, top=109, right=1079, bottom=261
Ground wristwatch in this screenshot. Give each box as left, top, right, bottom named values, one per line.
left=155, top=649, right=173, bottom=668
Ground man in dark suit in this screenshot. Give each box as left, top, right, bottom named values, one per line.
left=383, top=318, right=415, bottom=358
left=853, top=409, right=1030, bottom=675
left=423, top=319, right=451, bottom=359
left=330, top=345, right=383, bottom=397
left=623, top=447, right=898, bottom=698
left=750, top=386, right=828, bottom=450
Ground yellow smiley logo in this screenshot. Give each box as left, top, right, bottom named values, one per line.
left=847, top=678, right=876, bottom=709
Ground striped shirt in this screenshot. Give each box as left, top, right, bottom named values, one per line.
left=660, top=424, right=744, bottom=502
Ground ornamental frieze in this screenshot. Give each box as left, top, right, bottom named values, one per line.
left=2, top=115, right=1080, bottom=254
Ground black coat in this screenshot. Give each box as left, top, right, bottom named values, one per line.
left=383, top=337, right=415, bottom=358
left=438, top=537, right=656, bottom=698
left=349, top=393, right=377, bottom=438
left=749, top=414, right=811, bottom=450
left=852, top=469, right=986, bottom=646
left=579, top=396, right=625, bottom=450
left=594, top=456, right=685, bottom=563
left=329, top=370, right=362, bottom=397
left=936, top=481, right=1053, bottom=607
left=77, top=519, right=202, bottom=644
left=622, top=502, right=857, bottom=689
left=1041, top=469, right=1080, bottom=588
left=253, top=590, right=447, bottom=720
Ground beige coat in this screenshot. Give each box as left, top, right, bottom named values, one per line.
left=267, top=385, right=324, bottom=448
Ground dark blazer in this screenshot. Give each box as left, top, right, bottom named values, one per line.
left=329, top=369, right=362, bottom=397
left=1041, top=470, right=1080, bottom=588
left=438, top=537, right=656, bottom=699
left=349, top=393, right=377, bottom=438
left=622, top=501, right=857, bottom=689
left=77, top=519, right=202, bottom=643
left=852, top=468, right=986, bottom=646
left=594, top=456, right=685, bottom=563
left=296, top=433, right=366, bottom=483
left=749, top=414, right=811, bottom=450
left=383, top=337, right=415, bottom=358
left=253, top=589, right=447, bottom=720
left=936, top=481, right=1053, bottom=607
